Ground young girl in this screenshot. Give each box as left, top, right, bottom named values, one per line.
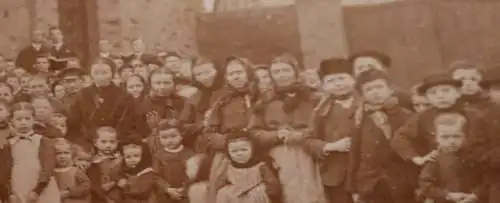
left=53, top=140, right=91, bottom=203
left=32, top=96, right=64, bottom=139
left=216, top=131, right=281, bottom=203
left=0, top=99, right=10, bottom=148
left=153, top=121, right=194, bottom=203
left=0, top=102, right=60, bottom=203
left=125, top=74, right=147, bottom=100
left=86, top=126, right=123, bottom=203
left=117, top=138, right=156, bottom=203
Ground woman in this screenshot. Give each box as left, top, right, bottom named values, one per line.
left=251, top=54, right=327, bottom=203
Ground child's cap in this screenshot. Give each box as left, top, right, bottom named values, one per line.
left=449, top=60, right=482, bottom=73
left=355, top=68, right=390, bottom=90
left=318, top=58, right=352, bottom=79
left=56, top=67, right=86, bottom=80
left=417, top=73, right=462, bottom=95
left=348, top=50, right=392, bottom=68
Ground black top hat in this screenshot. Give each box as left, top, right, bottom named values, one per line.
left=318, top=58, right=352, bottom=79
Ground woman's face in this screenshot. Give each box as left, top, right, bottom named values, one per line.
left=90, top=64, right=113, bottom=86
left=150, top=73, right=175, bottom=96
left=192, top=63, right=217, bottom=87
left=269, top=62, right=296, bottom=88
left=225, top=61, right=248, bottom=90
left=126, top=76, right=145, bottom=98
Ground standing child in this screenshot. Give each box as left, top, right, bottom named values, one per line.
left=216, top=130, right=281, bottom=203
left=0, top=102, right=60, bottom=203
left=86, top=126, right=123, bottom=203
left=117, top=138, right=156, bottom=203
left=419, top=113, right=484, bottom=203
left=53, top=140, right=91, bottom=203
left=153, top=121, right=194, bottom=203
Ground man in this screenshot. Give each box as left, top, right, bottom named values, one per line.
left=16, top=29, right=50, bottom=73
left=49, top=27, right=76, bottom=72
left=57, top=67, right=86, bottom=112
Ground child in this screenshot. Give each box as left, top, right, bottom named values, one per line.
left=86, top=126, right=123, bottom=203
left=391, top=73, right=485, bottom=168
left=33, top=55, right=51, bottom=76
left=0, top=99, right=10, bottom=148
left=307, top=58, right=356, bottom=203
left=134, top=63, right=149, bottom=82
left=252, top=64, right=273, bottom=95
left=53, top=140, right=91, bottom=203
left=449, top=61, right=491, bottom=111
left=215, top=131, right=281, bottom=203
left=411, top=83, right=431, bottom=113
left=119, top=65, right=134, bottom=83
left=117, top=138, right=156, bottom=203
left=5, top=73, right=21, bottom=95
left=153, top=121, right=194, bottom=203
left=32, top=96, right=64, bottom=139
left=0, top=82, right=14, bottom=104
left=0, top=102, right=60, bottom=203
left=125, top=74, right=147, bottom=99
left=419, top=113, right=484, bottom=203
left=74, top=146, right=92, bottom=171
left=347, top=69, right=417, bottom=203
left=52, top=81, right=66, bottom=100
left=51, top=110, right=68, bottom=137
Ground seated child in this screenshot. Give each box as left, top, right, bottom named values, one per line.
left=419, top=113, right=485, bottom=203
left=53, top=139, right=91, bottom=203
left=216, top=130, right=281, bottom=203
left=153, top=121, right=194, bottom=203
left=117, top=138, right=156, bottom=203
left=86, top=126, right=123, bottom=203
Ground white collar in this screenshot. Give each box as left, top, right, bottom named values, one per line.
left=32, top=43, right=42, bottom=50
left=8, top=132, right=41, bottom=145
left=54, top=166, right=74, bottom=173
left=92, top=153, right=121, bottom=163
left=54, top=43, right=63, bottom=50
left=335, top=97, right=354, bottom=109
left=164, top=145, right=184, bottom=153
left=135, top=167, right=154, bottom=177
left=100, top=52, right=110, bottom=58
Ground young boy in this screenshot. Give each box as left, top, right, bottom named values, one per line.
left=56, top=68, right=86, bottom=111
left=391, top=73, right=486, bottom=167
left=347, top=69, right=417, bottom=203
left=411, top=83, right=431, bottom=113
left=419, top=113, right=484, bottom=203
left=33, top=54, right=51, bottom=76
left=449, top=60, right=491, bottom=112
left=307, top=58, right=357, bottom=203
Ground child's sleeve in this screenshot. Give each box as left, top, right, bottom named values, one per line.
left=391, top=114, right=421, bottom=161
left=419, top=161, right=448, bottom=202
left=67, top=169, right=91, bottom=198
left=346, top=125, right=362, bottom=193
left=260, top=163, right=281, bottom=201
left=152, top=156, right=170, bottom=192
left=124, top=173, right=156, bottom=200
left=87, top=163, right=110, bottom=201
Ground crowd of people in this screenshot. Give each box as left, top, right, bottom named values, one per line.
left=0, top=26, right=498, bottom=203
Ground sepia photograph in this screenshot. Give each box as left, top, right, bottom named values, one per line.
left=0, top=0, right=499, bottom=202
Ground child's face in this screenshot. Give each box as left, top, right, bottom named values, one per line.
left=0, top=85, right=13, bottom=103
left=32, top=98, right=54, bottom=122
left=158, top=128, right=182, bottom=149
left=270, top=62, right=296, bottom=88
left=6, top=61, right=15, bottom=71
left=0, top=104, right=9, bottom=122
left=425, top=85, right=460, bottom=109
left=126, top=76, right=144, bottom=98
left=114, top=59, right=124, bottom=69
left=34, top=57, right=50, bottom=73
left=53, top=84, right=66, bottom=99
left=360, top=78, right=393, bottom=105
left=112, top=74, right=122, bottom=86
left=6, top=77, right=19, bottom=92
left=51, top=114, right=67, bottom=135
left=193, top=63, right=217, bottom=87
left=94, top=132, right=118, bottom=155
left=228, top=139, right=253, bottom=164
left=20, top=76, right=31, bottom=89
left=120, top=68, right=133, bottom=81
left=123, top=144, right=142, bottom=168
left=55, top=146, right=74, bottom=167
left=353, top=57, right=384, bottom=77
left=90, top=64, right=113, bottom=86
left=148, top=64, right=160, bottom=72
left=254, top=69, right=272, bottom=90
left=130, top=59, right=142, bottom=68
left=322, top=73, right=355, bottom=96
left=134, top=65, right=149, bottom=80
left=302, top=69, right=321, bottom=90
left=29, top=78, right=49, bottom=96
left=412, top=95, right=430, bottom=113
left=10, top=109, right=35, bottom=133
left=75, top=154, right=91, bottom=170
left=150, top=73, right=174, bottom=96
left=226, top=61, right=249, bottom=90
left=436, top=125, right=465, bottom=152
left=165, top=56, right=181, bottom=75
left=452, top=69, right=482, bottom=96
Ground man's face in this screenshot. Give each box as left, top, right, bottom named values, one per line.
left=269, top=62, right=296, bottom=88
left=62, top=75, right=82, bottom=94
left=425, top=85, right=460, bottom=109
left=32, top=30, right=44, bottom=44
left=50, top=29, right=64, bottom=43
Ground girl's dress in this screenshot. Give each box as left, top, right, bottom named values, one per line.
left=122, top=168, right=156, bottom=203
left=216, top=162, right=280, bottom=203
left=8, top=133, right=61, bottom=203
left=153, top=146, right=194, bottom=203
left=54, top=166, right=91, bottom=203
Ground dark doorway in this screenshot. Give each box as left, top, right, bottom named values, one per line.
left=58, top=0, right=99, bottom=69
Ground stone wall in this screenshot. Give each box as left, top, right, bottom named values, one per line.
left=97, top=0, right=198, bottom=56
left=0, top=0, right=31, bottom=58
